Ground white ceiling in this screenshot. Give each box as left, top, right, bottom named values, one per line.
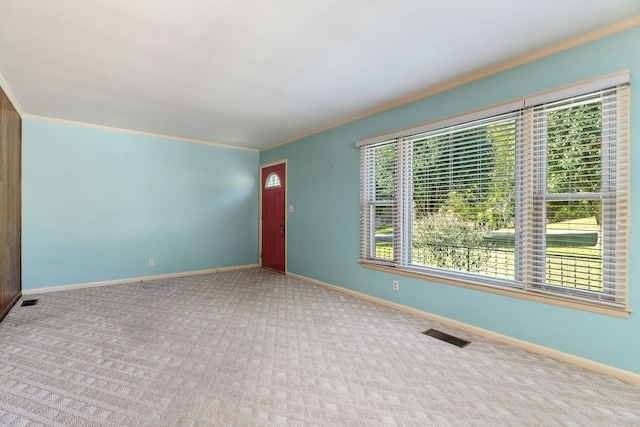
left=1, top=1, right=639, bottom=150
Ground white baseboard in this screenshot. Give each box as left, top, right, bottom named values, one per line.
left=22, top=264, right=260, bottom=295
left=287, top=272, right=640, bottom=385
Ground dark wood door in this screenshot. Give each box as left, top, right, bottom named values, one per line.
left=261, top=163, right=286, bottom=273
left=0, top=86, right=22, bottom=322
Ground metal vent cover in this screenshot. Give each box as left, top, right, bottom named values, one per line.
left=423, top=328, right=470, bottom=348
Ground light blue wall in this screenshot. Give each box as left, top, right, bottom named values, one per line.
left=261, top=26, right=640, bottom=374
left=23, top=119, right=259, bottom=289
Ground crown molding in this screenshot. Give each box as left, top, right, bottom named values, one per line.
left=23, top=114, right=259, bottom=152
left=0, top=72, right=25, bottom=117
left=262, top=15, right=640, bottom=152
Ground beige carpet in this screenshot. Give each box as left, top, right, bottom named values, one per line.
left=0, top=268, right=639, bottom=426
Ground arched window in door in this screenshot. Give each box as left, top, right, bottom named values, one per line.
left=265, top=172, right=281, bottom=189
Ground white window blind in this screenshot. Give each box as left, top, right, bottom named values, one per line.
left=361, top=139, right=398, bottom=266
left=409, top=112, right=521, bottom=283
left=523, top=85, right=630, bottom=304
left=359, top=75, right=629, bottom=308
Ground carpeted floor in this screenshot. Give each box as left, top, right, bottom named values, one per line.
left=0, top=268, right=639, bottom=426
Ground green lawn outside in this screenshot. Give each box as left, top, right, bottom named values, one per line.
left=373, top=217, right=603, bottom=292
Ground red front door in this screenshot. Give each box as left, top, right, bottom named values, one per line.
left=261, top=163, right=286, bottom=272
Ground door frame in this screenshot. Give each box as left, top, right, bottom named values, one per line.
left=260, top=159, right=287, bottom=273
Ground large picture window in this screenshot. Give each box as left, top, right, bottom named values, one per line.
left=359, top=75, right=629, bottom=308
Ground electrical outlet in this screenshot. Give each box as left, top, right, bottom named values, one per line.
left=393, top=280, right=399, bottom=291
left=148, top=258, right=155, bottom=267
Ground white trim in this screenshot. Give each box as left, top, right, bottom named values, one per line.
left=287, top=272, right=640, bottom=385
left=0, top=72, right=24, bottom=117
left=524, top=71, right=630, bottom=107
left=263, top=16, right=640, bottom=152
left=356, top=71, right=630, bottom=148
left=23, top=114, right=259, bottom=153
left=22, top=264, right=259, bottom=295
left=356, top=100, right=524, bottom=147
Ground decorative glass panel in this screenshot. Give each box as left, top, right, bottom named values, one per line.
left=265, top=172, right=281, bottom=189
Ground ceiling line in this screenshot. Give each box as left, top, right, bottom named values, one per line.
left=261, top=15, right=640, bottom=153
left=0, top=72, right=25, bottom=117
left=23, top=114, right=259, bottom=153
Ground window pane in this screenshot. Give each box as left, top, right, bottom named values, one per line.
left=374, top=205, right=394, bottom=261
left=265, top=172, right=281, bottom=188
left=544, top=201, right=602, bottom=292
left=374, top=144, right=396, bottom=201
left=411, top=117, right=517, bottom=280
left=547, top=100, right=602, bottom=194
left=373, top=143, right=397, bottom=262
left=361, top=141, right=397, bottom=262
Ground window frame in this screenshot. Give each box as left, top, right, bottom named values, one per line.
left=358, top=73, right=630, bottom=313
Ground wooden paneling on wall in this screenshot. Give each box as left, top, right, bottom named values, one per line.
left=0, top=86, right=21, bottom=321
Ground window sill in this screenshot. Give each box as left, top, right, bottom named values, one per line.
left=360, top=262, right=630, bottom=319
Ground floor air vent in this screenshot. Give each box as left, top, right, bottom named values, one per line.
left=423, top=328, right=470, bottom=348
left=21, top=299, right=39, bottom=307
